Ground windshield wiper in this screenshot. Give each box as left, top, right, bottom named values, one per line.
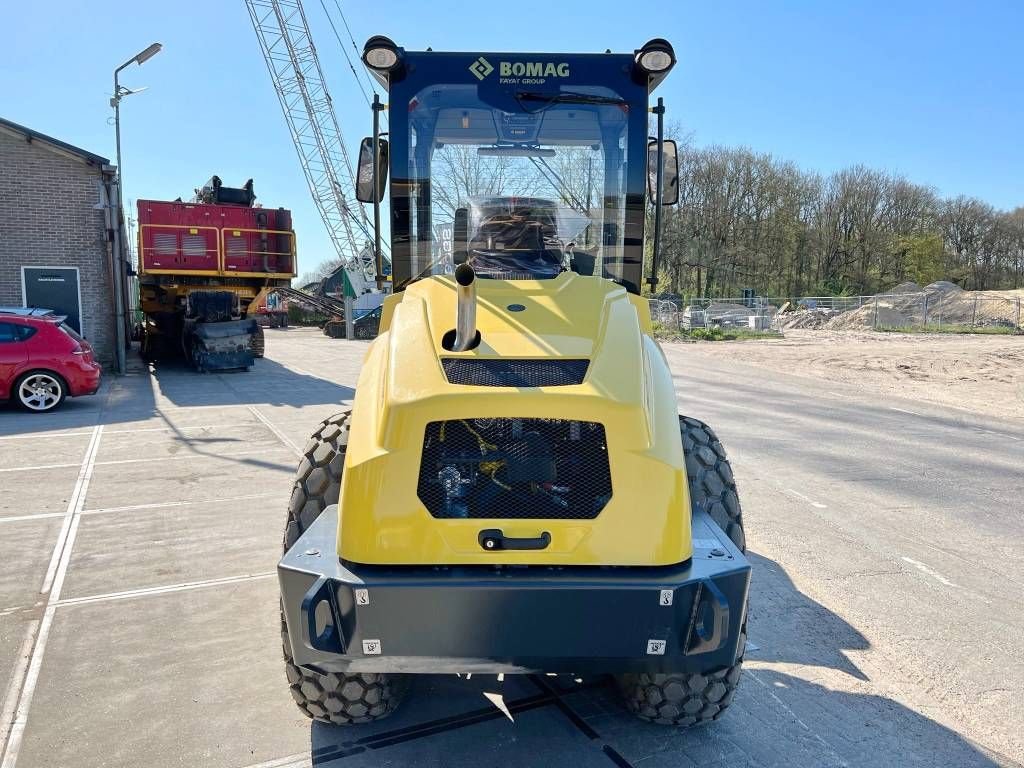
left=515, top=91, right=628, bottom=110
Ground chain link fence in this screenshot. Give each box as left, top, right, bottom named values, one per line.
left=650, top=289, right=1024, bottom=333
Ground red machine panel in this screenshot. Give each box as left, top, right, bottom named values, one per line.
left=137, top=200, right=296, bottom=277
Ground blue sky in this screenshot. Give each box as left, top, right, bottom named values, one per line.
left=3, top=1, right=1022, bottom=277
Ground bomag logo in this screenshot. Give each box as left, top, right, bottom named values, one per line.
left=500, top=62, right=570, bottom=78
left=469, top=57, right=570, bottom=80
left=469, top=57, right=494, bottom=80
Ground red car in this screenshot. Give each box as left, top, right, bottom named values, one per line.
left=0, top=309, right=102, bottom=413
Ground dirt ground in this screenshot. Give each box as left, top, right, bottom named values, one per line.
left=675, top=329, right=1024, bottom=421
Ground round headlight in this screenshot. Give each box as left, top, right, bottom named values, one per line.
left=638, top=49, right=673, bottom=72
left=364, top=47, right=399, bottom=70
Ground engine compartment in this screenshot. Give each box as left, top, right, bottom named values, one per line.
left=417, top=418, right=612, bottom=520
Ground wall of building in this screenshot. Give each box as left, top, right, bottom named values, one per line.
left=0, top=129, right=115, bottom=365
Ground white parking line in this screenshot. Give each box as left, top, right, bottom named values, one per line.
left=901, top=556, right=958, bottom=588
left=890, top=407, right=921, bottom=416
left=1, top=425, right=103, bottom=768
left=0, top=431, right=94, bottom=441
left=248, top=406, right=302, bottom=458
left=0, top=462, right=79, bottom=474
left=81, top=493, right=279, bottom=516
left=101, top=422, right=261, bottom=435
left=0, top=621, right=39, bottom=754
left=784, top=488, right=828, bottom=509
left=241, top=754, right=310, bottom=768
left=90, top=447, right=290, bottom=468
left=0, top=513, right=66, bottom=525
left=53, top=572, right=276, bottom=608
left=0, top=447, right=292, bottom=475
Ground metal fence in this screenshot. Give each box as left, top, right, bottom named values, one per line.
left=650, top=291, right=1024, bottom=333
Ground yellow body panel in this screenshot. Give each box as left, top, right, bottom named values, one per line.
left=339, top=272, right=692, bottom=567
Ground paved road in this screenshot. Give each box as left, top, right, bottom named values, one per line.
left=664, top=343, right=1024, bottom=765
left=0, top=328, right=1020, bottom=768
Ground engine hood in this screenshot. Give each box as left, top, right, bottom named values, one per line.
left=338, top=272, right=693, bottom=566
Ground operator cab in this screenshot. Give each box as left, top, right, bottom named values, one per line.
left=356, top=38, right=679, bottom=294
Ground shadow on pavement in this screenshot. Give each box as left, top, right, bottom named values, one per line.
left=746, top=552, right=870, bottom=680
left=0, top=351, right=353, bottom=437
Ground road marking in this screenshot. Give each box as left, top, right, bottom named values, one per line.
left=101, top=422, right=260, bottom=435
left=901, top=556, right=958, bottom=588
left=0, top=431, right=94, bottom=442
left=784, top=488, right=828, bottom=509
left=0, top=421, right=257, bottom=441
left=0, top=513, right=66, bottom=525
left=1, top=425, right=102, bottom=768
left=0, top=462, right=79, bottom=474
left=53, top=572, right=276, bottom=608
left=890, top=407, right=921, bottom=416
left=39, top=427, right=102, bottom=595
left=483, top=691, right=514, bottom=722
left=0, top=447, right=291, bottom=474
left=240, top=754, right=310, bottom=768
left=92, top=447, right=290, bottom=468
left=249, top=406, right=302, bottom=458
left=0, top=621, right=39, bottom=752
left=81, top=493, right=278, bottom=516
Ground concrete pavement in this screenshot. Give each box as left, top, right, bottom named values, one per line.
left=0, top=327, right=1019, bottom=768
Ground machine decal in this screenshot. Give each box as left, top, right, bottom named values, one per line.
left=646, top=640, right=667, bottom=656
left=659, top=590, right=674, bottom=606
left=469, top=56, right=493, bottom=80
left=354, top=588, right=370, bottom=605
left=362, top=639, right=382, bottom=655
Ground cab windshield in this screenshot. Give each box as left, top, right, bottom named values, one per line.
left=396, top=82, right=633, bottom=285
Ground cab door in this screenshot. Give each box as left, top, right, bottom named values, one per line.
left=0, top=322, right=29, bottom=400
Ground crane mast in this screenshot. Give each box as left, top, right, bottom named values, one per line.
left=245, top=0, right=382, bottom=295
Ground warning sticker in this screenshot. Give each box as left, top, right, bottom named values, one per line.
left=362, top=639, right=382, bottom=655
left=646, top=639, right=667, bottom=656
left=354, top=589, right=370, bottom=606
left=659, top=590, right=674, bottom=606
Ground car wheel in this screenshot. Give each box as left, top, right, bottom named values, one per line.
left=16, top=371, right=67, bottom=413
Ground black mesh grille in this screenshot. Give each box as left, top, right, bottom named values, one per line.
left=417, top=419, right=612, bottom=520
left=442, top=359, right=588, bottom=387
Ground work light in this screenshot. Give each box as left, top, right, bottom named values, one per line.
left=363, top=36, right=401, bottom=71
left=635, top=39, right=676, bottom=74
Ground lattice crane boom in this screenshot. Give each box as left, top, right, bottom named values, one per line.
left=245, top=0, right=381, bottom=293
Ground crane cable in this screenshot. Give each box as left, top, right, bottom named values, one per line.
left=332, top=0, right=389, bottom=121
left=317, top=0, right=388, bottom=128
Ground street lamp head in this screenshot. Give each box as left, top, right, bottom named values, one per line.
left=134, top=43, right=162, bottom=65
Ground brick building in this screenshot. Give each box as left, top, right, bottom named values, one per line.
left=0, top=117, right=123, bottom=367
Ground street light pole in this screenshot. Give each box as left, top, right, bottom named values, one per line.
left=110, top=42, right=161, bottom=374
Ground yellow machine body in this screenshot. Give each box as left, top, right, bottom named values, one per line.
left=338, top=272, right=692, bottom=566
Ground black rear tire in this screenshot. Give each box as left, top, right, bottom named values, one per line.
left=282, top=412, right=410, bottom=724
left=617, top=416, right=747, bottom=727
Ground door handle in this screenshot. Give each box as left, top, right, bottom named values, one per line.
left=478, top=529, right=551, bottom=551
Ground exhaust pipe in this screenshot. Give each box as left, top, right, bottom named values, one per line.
left=452, top=264, right=477, bottom=351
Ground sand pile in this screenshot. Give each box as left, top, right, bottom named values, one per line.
left=825, top=304, right=912, bottom=329
left=778, top=308, right=840, bottom=329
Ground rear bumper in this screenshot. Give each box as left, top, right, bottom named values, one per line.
left=280, top=506, right=751, bottom=675
left=66, top=362, right=102, bottom=397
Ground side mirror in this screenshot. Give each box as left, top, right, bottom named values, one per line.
left=453, top=207, right=469, bottom=264
left=647, top=138, right=679, bottom=206
left=355, top=137, right=389, bottom=203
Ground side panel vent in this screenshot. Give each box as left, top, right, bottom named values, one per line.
left=441, top=359, right=588, bottom=387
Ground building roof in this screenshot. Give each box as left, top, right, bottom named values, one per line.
left=0, top=116, right=110, bottom=167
